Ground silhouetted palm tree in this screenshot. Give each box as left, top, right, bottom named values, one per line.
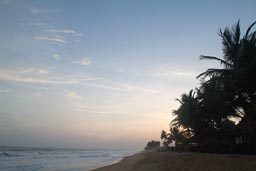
left=197, top=21, right=256, bottom=108
left=197, top=78, right=238, bottom=129
left=169, top=127, right=182, bottom=148
left=197, top=20, right=256, bottom=152
left=160, top=130, right=169, bottom=148
left=171, top=90, right=199, bottom=135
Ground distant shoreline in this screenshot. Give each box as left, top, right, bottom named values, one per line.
left=90, top=151, right=256, bottom=171
left=0, top=145, right=123, bottom=151
left=89, top=151, right=141, bottom=171
left=89, top=152, right=142, bottom=171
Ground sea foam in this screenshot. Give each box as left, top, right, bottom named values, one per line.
left=0, top=147, right=137, bottom=171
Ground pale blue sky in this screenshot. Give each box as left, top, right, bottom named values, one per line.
left=0, top=0, right=255, bottom=149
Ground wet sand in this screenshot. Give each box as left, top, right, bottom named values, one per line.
left=90, top=151, right=256, bottom=171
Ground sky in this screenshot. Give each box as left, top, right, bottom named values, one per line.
left=0, top=0, right=255, bottom=150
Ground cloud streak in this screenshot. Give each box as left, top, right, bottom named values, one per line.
left=47, top=29, right=75, bottom=34
left=0, top=87, right=10, bottom=93
left=52, top=54, right=61, bottom=60
left=65, top=91, right=81, bottom=99
left=72, top=57, right=91, bottom=66
left=47, top=29, right=84, bottom=37
left=150, top=64, right=197, bottom=79
left=0, top=68, right=158, bottom=94
left=30, top=7, right=61, bottom=14
left=80, top=78, right=159, bottom=94
left=19, top=68, right=50, bottom=74
left=76, top=108, right=108, bottom=114
left=0, top=69, right=76, bottom=84
left=34, top=36, right=66, bottom=44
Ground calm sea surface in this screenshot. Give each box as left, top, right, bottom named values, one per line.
left=0, top=146, right=138, bottom=171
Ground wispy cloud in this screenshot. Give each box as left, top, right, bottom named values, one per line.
left=72, top=104, right=110, bottom=114
left=30, top=7, right=61, bottom=14
left=150, top=65, right=197, bottom=79
left=0, top=87, right=10, bottom=93
left=0, top=68, right=102, bottom=86
left=33, top=92, right=42, bottom=97
left=34, top=36, right=66, bottom=44
left=19, top=68, right=50, bottom=74
left=74, top=105, right=109, bottom=114
left=65, top=91, right=81, bottom=99
left=52, top=54, right=61, bottom=60
left=72, top=57, right=91, bottom=66
left=80, top=78, right=159, bottom=94
left=47, top=29, right=75, bottom=34
left=20, top=84, right=49, bottom=90
left=47, top=29, right=84, bottom=37
left=74, top=33, right=84, bottom=37
left=155, top=69, right=193, bottom=77
left=17, top=20, right=47, bottom=28
left=0, top=68, right=158, bottom=94
left=0, top=69, right=76, bottom=84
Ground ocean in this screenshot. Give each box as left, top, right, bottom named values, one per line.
left=0, top=146, right=138, bottom=171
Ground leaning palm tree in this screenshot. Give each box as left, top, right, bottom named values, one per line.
left=197, top=20, right=256, bottom=152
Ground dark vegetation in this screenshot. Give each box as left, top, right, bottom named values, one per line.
left=144, top=140, right=160, bottom=151
left=160, top=20, right=256, bottom=154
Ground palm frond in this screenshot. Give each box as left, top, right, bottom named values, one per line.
left=199, top=55, right=232, bottom=68
left=196, top=68, right=226, bottom=79
left=175, top=98, right=183, bottom=104
left=249, top=30, right=256, bottom=43
left=198, top=76, right=223, bottom=90
left=170, top=117, right=181, bottom=127
left=219, top=29, right=235, bottom=63
left=180, top=129, right=194, bottom=135
left=245, top=21, right=256, bottom=38
left=232, top=20, right=240, bottom=45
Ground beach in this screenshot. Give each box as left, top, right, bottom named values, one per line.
left=91, top=151, right=256, bottom=171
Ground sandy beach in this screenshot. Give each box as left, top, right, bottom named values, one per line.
left=91, top=151, right=256, bottom=171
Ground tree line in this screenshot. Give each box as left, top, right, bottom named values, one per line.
left=160, top=20, right=256, bottom=154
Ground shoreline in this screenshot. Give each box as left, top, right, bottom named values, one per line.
left=89, top=152, right=144, bottom=171
left=90, top=151, right=256, bottom=171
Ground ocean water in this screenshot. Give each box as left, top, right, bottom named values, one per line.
left=0, top=146, right=138, bottom=171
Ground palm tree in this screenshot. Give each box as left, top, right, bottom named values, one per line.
left=197, top=79, right=238, bottom=152
left=197, top=20, right=256, bottom=152
left=197, top=20, right=256, bottom=108
left=171, top=90, right=203, bottom=151
left=171, top=89, right=199, bottom=135
left=169, top=127, right=181, bottom=151
left=172, top=84, right=237, bottom=152
left=160, top=130, right=169, bottom=148
left=197, top=78, right=238, bottom=130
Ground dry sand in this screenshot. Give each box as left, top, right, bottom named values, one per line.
left=90, top=151, right=256, bottom=171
